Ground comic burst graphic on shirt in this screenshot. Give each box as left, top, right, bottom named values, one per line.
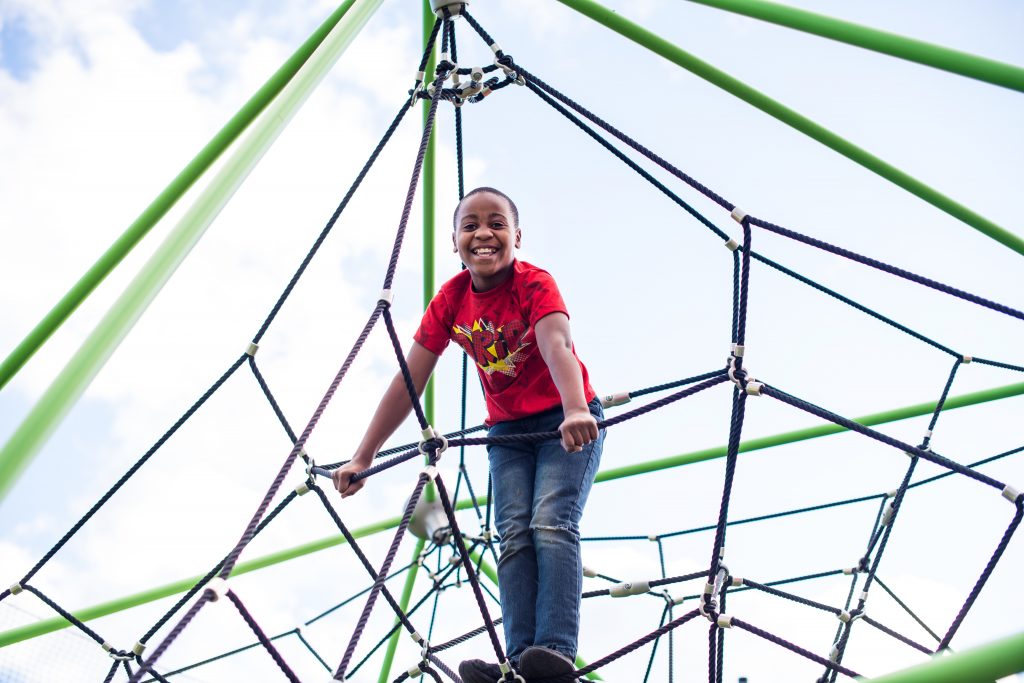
left=453, top=318, right=530, bottom=377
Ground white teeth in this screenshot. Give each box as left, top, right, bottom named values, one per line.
left=474, top=248, right=496, bottom=255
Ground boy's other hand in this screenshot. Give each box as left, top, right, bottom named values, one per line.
left=332, top=460, right=369, bottom=498
left=558, top=409, right=599, bottom=453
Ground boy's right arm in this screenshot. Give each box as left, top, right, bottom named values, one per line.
left=332, top=341, right=440, bottom=498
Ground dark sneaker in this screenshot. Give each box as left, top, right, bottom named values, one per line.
left=518, top=646, right=578, bottom=681
left=459, top=659, right=516, bottom=683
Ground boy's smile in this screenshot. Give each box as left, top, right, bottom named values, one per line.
left=454, top=191, right=521, bottom=291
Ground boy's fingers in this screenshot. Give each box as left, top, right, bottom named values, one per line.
left=341, top=480, right=364, bottom=498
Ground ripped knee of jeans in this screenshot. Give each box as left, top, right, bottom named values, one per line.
left=531, top=523, right=579, bottom=541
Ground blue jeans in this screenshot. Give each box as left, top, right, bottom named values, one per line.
left=487, top=397, right=605, bottom=664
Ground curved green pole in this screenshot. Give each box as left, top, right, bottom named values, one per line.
left=378, top=5, right=440, bottom=681
left=598, top=380, right=1024, bottom=482
left=0, top=0, right=386, bottom=505
left=4, top=379, right=1019, bottom=648
left=685, top=0, right=1024, bottom=92
left=0, top=0, right=362, bottom=392
left=866, top=630, right=1024, bottom=683
left=553, top=0, right=1024, bottom=257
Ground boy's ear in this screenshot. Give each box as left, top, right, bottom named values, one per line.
left=514, top=228, right=522, bottom=248
left=452, top=232, right=458, bottom=253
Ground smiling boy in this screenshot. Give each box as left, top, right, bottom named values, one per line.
left=333, top=187, right=604, bottom=682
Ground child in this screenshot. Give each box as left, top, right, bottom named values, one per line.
left=332, top=187, right=605, bottom=683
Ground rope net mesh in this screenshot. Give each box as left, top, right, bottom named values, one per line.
left=1, top=7, right=1022, bottom=683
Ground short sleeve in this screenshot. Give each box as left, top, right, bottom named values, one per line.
left=520, top=267, right=568, bottom=325
left=414, top=289, right=453, bottom=356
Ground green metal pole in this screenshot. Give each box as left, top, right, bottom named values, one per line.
left=422, top=0, right=439, bottom=436
left=685, top=0, right=1024, bottom=92
left=0, top=512, right=403, bottom=648
left=598, top=380, right=1024, bottom=482
left=553, top=0, right=1024, bottom=257
left=866, top=630, right=1024, bottom=683
left=377, top=538, right=426, bottom=683
left=0, top=0, right=386, bottom=505
left=378, top=4, right=439, bottom=681
left=3, top=379, right=1020, bottom=646
left=0, top=0, right=363, bottom=391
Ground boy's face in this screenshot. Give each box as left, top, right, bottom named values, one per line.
left=453, top=192, right=521, bottom=291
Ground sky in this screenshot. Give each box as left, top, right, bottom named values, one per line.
left=1, top=0, right=1022, bottom=681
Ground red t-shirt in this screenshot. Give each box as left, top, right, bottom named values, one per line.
left=414, top=260, right=596, bottom=425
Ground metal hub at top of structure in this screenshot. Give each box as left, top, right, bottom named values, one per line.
left=430, top=0, right=467, bottom=19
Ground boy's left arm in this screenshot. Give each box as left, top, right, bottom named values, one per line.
left=535, top=312, right=599, bottom=453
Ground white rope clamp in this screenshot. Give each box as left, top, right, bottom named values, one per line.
left=731, top=344, right=745, bottom=357
left=103, top=642, right=135, bottom=661
left=881, top=501, right=895, bottom=526
left=418, top=427, right=448, bottom=456
left=962, top=354, right=973, bottom=364
left=724, top=238, right=740, bottom=251
left=648, top=534, right=659, bottom=542
left=204, top=577, right=229, bottom=602
left=245, top=342, right=259, bottom=357
left=717, top=614, right=733, bottom=628
left=9, top=583, right=22, bottom=595
left=1002, top=485, right=1021, bottom=503
left=730, top=207, right=748, bottom=224
left=730, top=577, right=743, bottom=587
left=494, top=56, right=525, bottom=85
left=499, top=660, right=526, bottom=683
left=662, top=590, right=685, bottom=606
left=294, top=482, right=311, bottom=496
left=378, top=289, right=394, bottom=306
left=132, top=641, right=147, bottom=656
left=600, top=392, right=631, bottom=408
left=422, top=465, right=440, bottom=481
left=457, top=80, right=484, bottom=99
left=610, top=580, right=650, bottom=598
left=583, top=566, right=598, bottom=578
left=407, top=662, right=424, bottom=678
left=838, top=609, right=863, bottom=624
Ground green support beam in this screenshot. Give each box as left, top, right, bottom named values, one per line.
left=685, top=0, right=1024, bottom=92
left=0, top=0, right=386, bottom=505
left=0, top=0, right=364, bottom=391
left=867, top=630, right=1024, bottom=683
left=553, top=0, right=1024, bottom=257
left=379, top=5, right=440, bottom=681
left=598, top=380, right=1024, bottom=482
left=5, top=379, right=1018, bottom=648
left=0, top=513, right=404, bottom=648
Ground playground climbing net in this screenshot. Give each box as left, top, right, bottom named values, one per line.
left=2, top=5, right=1023, bottom=683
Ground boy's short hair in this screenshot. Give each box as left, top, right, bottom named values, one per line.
left=453, top=187, right=520, bottom=229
